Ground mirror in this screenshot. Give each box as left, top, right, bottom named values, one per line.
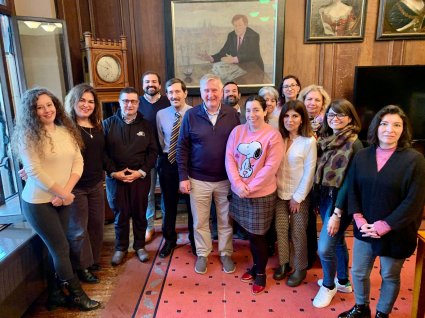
left=14, top=16, right=73, bottom=101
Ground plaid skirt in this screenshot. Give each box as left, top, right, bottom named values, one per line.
left=229, top=191, right=277, bottom=235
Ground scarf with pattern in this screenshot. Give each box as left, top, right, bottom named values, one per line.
left=314, top=125, right=358, bottom=188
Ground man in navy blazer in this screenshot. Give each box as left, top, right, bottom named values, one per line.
left=200, top=14, right=264, bottom=71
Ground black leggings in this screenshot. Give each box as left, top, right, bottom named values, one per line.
left=248, top=232, right=268, bottom=275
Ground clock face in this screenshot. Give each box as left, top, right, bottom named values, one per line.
left=96, top=56, right=122, bottom=83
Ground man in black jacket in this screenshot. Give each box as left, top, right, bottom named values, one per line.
left=104, top=87, right=158, bottom=266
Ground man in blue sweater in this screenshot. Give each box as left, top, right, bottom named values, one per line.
left=177, top=74, right=240, bottom=274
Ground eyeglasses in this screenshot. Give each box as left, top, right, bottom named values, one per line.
left=327, top=113, right=347, bottom=119
left=283, top=83, right=299, bottom=89
left=121, top=99, right=139, bottom=105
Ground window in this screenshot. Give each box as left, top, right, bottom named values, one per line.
left=0, top=14, right=23, bottom=224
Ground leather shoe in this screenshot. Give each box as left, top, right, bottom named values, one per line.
left=76, top=269, right=99, bottom=284
left=338, top=304, right=371, bottom=318
left=375, top=311, right=388, bottom=318
left=286, top=269, right=307, bottom=287
left=111, top=250, right=127, bottom=266
left=145, top=228, right=155, bottom=243
left=136, top=248, right=149, bottom=262
left=159, top=242, right=176, bottom=258
left=273, top=263, right=292, bottom=281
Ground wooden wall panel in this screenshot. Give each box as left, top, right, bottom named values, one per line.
left=132, top=0, right=167, bottom=93
left=90, top=0, right=123, bottom=39
left=56, top=0, right=91, bottom=84
left=57, top=0, right=425, bottom=103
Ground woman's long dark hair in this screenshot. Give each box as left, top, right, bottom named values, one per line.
left=278, top=100, right=313, bottom=139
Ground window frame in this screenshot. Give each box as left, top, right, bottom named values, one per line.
left=0, top=13, right=24, bottom=224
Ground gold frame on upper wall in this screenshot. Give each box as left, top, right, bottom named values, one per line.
left=164, top=0, right=285, bottom=95
left=376, top=0, right=425, bottom=40
left=304, top=0, right=368, bottom=43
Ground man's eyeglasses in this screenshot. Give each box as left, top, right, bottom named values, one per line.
left=283, top=83, right=299, bottom=89
left=121, top=99, right=139, bottom=105
left=327, top=113, right=347, bottom=119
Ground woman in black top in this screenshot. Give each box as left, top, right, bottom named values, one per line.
left=338, top=105, right=425, bottom=318
left=65, top=84, right=106, bottom=283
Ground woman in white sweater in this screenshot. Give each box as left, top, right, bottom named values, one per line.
left=13, top=88, right=100, bottom=311
left=273, top=100, right=317, bottom=287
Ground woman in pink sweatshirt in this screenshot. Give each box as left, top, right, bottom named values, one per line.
left=225, top=95, right=284, bottom=295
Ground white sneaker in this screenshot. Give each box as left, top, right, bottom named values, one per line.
left=313, top=285, right=337, bottom=308
left=317, top=277, right=353, bottom=293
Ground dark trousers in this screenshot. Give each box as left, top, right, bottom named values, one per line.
left=157, top=154, right=194, bottom=245
left=22, top=201, right=74, bottom=280
left=247, top=232, right=268, bottom=275
left=68, top=181, right=105, bottom=269
left=108, top=176, right=151, bottom=251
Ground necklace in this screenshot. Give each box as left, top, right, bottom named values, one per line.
left=80, top=126, right=93, bottom=139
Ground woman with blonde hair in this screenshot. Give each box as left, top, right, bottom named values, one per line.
left=298, top=84, right=331, bottom=268
left=13, top=87, right=100, bottom=311
left=298, top=84, right=331, bottom=138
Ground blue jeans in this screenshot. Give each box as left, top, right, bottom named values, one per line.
left=352, top=238, right=404, bottom=314
left=317, top=194, right=351, bottom=287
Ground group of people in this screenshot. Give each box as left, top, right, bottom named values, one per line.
left=13, top=71, right=425, bottom=317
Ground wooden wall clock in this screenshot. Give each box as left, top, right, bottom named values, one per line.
left=81, top=32, right=129, bottom=104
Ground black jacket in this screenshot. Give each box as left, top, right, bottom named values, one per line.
left=103, top=111, right=158, bottom=175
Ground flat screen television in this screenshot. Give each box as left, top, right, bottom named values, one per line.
left=353, top=65, right=425, bottom=143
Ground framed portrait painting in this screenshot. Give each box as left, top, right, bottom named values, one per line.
left=164, top=0, right=285, bottom=94
left=304, top=0, right=367, bottom=43
left=376, top=0, right=425, bottom=40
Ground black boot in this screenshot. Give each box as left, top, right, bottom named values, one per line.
left=63, top=276, right=100, bottom=311
left=273, top=263, right=292, bottom=281
left=338, top=304, right=371, bottom=318
left=375, top=311, right=389, bottom=318
left=46, top=272, right=67, bottom=311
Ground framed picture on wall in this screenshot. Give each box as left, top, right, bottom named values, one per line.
left=376, top=0, right=425, bottom=40
left=164, top=0, right=285, bottom=94
left=304, top=0, right=368, bottom=43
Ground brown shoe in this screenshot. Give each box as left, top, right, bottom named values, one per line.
left=145, top=228, right=155, bottom=243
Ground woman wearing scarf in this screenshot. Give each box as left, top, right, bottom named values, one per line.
left=312, top=99, right=363, bottom=308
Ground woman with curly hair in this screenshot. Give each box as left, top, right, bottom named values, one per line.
left=13, top=87, right=100, bottom=311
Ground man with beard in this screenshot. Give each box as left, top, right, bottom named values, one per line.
left=223, top=81, right=245, bottom=124
left=156, top=78, right=196, bottom=257
left=138, top=71, right=170, bottom=243
left=177, top=74, right=240, bottom=275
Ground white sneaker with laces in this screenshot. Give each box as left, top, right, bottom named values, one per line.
left=313, top=285, right=337, bottom=308
left=317, top=277, right=353, bottom=293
